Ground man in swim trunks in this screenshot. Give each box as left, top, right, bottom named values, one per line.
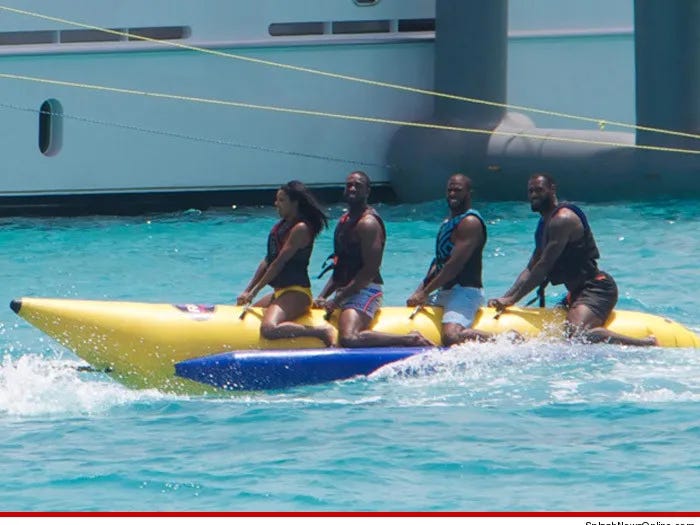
left=315, top=171, right=432, bottom=348
left=488, top=173, right=655, bottom=346
left=407, top=174, right=494, bottom=345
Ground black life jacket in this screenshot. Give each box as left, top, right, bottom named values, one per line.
left=535, top=203, right=600, bottom=290
left=266, top=219, right=312, bottom=288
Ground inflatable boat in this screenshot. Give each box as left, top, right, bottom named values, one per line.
left=10, top=297, right=700, bottom=394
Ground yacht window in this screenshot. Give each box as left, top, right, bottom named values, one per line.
left=0, top=31, right=56, bottom=46
left=0, top=26, right=189, bottom=46
left=38, top=99, right=63, bottom=157
left=60, top=29, right=123, bottom=43
left=398, top=18, right=435, bottom=32
left=332, top=20, right=391, bottom=34
left=128, top=26, right=190, bottom=41
left=269, top=22, right=325, bottom=37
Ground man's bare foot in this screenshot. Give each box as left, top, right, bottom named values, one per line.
left=503, top=330, right=525, bottom=343
left=407, top=330, right=434, bottom=347
left=642, top=335, right=657, bottom=346
left=318, top=325, right=336, bottom=347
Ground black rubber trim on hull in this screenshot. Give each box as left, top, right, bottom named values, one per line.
left=0, top=186, right=397, bottom=217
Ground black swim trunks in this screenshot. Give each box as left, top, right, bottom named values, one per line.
left=564, top=271, right=618, bottom=322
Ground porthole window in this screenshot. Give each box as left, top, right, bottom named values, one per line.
left=38, top=98, right=63, bottom=156
left=353, top=0, right=380, bottom=6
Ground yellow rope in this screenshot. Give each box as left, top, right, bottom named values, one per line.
left=1, top=72, right=697, bottom=156
left=1, top=4, right=699, bottom=143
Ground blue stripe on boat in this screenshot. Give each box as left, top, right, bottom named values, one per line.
left=174, top=346, right=438, bottom=391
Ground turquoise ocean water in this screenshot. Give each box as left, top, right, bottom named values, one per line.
left=1, top=198, right=699, bottom=511
left=1, top=1, right=698, bottom=510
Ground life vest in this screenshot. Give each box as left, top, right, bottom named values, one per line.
left=265, top=219, right=312, bottom=288
left=433, top=209, right=486, bottom=289
left=535, top=203, right=600, bottom=289
left=330, top=207, right=385, bottom=287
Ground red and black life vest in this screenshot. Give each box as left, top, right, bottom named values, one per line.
left=331, top=207, right=385, bottom=287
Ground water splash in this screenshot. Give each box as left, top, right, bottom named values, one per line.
left=0, top=353, right=168, bottom=417
left=365, top=335, right=700, bottom=407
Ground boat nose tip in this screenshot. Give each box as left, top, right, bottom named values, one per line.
left=10, top=298, right=22, bottom=314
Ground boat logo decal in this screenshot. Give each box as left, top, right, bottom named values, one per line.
left=174, top=303, right=216, bottom=321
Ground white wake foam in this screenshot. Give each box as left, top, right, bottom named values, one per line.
left=364, top=334, right=700, bottom=407
left=0, top=353, right=168, bottom=417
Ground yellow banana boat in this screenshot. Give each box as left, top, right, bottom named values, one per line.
left=10, top=297, right=700, bottom=394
